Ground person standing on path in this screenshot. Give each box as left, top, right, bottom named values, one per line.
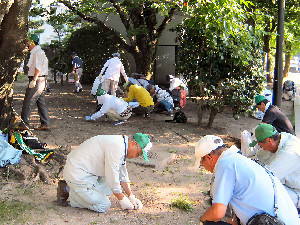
left=100, top=53, right=128, bottom=96
left=71, top=52, right=83, bottom=93
left=16, top=34, right=51, bottom=131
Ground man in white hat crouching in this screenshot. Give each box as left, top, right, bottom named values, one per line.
left=195, top=135, right=299, bottom=225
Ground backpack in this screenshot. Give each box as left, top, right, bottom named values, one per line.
left=21, top=131, right=47, bottom=149
left=171, top=87, right=186, bottom=108
left=283, top=80, right=294, bottom=91
left=165, top=111, right=187, bottom=123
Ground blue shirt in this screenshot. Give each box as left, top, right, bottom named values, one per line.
left=213, top=146, right=300, bottom=225
left=72, top=56, right=83, bottom=69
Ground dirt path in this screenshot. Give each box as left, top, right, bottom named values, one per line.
left=0, top=80, right=294, bottom=224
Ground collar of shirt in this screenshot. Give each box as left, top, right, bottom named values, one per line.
left=213, top=145, right=240, bottom=174
left=277, top=132, right=300, bottom=157
left=265, top=101, right=271, bottom=112
left=30, top=45, right=41, bottom=55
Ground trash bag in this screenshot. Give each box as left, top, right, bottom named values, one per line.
left=0, top=135, right=22, bottom=167
left=241, top=130, right=258, bottom=157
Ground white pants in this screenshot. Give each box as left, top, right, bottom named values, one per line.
left=75, top=68, right=83, bottom=90
left=66, top=178, right=112, bottom=213
left=102, top=79, right=118, bottom=96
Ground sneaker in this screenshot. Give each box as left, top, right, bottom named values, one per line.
left=79, top=88, right=83, bottom=92
left=57, top=180, right=69, bottom=207
left=144, top=113, right=150, bottom=118
left=169, top=109, right=174, bottom=117
left=73, top=90, right=79, bottom=93
left=113, top=120, right=124, bottom=125
left=35, top=125, right=51, bottom=131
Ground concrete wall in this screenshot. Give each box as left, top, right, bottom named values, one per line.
left=97, top=11, right=185, bottom=81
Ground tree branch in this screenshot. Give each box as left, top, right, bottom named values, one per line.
left=59, top=0, right=133, bottom=53
left=157, top=8, right=177, bottom=38
left=110, top=0, right=131, bottom=30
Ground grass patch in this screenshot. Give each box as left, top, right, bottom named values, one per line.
left=170, top=195, right=195, bottom=212
left=16, top=72, right=28, bottom=82
left=0, top=199, right=37, bottom=224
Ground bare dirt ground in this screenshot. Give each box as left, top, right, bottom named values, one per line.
left=0, top=79, right=294, bottom=225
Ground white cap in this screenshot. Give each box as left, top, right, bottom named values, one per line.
left=112, top=53, right=120, bottom=57
left=194, top=135, right=224, bottom=168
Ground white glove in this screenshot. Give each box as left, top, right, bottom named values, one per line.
left=29, top=80, right=36, bottom=88
left=119, top=196, right=134, bottom=210
left=128, top=195, right=143, bottom=210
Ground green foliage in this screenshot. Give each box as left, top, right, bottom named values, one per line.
left=170, top=195, right=195, bottom=212
left=49, top=25, right=128, bottom=83
left=174, top=8, right=265, bottom=123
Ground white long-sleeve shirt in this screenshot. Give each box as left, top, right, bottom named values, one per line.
left=100, top=57, right=128, bottom=82
left=257, top=132, right=300, bottom=191
left=154, top=85, right=174, bottom=106
left=27, top=45, right=48, bottom=77
left=63, top=135, right=130, bottom=193
left=91, top=94, right=129, bottom=120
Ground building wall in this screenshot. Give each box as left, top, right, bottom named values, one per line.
left=97, top=11, right=185, bottom=81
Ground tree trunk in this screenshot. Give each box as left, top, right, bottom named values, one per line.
left=283, top=42, right=291, bottom=78
left=197, top=98, right=204, bottom=126
left=207, top=107, right=218, bottom=128
left=0, top=0, right=31, bottom=134
left=60, top=1, right=176, bottom=78
left=263, top=34, right=273, bottom=83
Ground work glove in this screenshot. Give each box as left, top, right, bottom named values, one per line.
left=119, top=196, right=134, bottom=210
left=29, top=80, right=36, bottom=88
left=128, top=195, right=143, bottom=210
left=85, top=116, right=92, bottom=121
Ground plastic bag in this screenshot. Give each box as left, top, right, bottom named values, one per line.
left=241, top=130, right=258, bottom=157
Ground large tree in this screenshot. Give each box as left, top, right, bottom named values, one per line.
left=51, top=0, right=185, bottom=77
left=0, top=0, right=32, bottom=133
left=175, top=0, right=265, bottom=127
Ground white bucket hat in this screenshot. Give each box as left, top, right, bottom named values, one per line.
left=194, top=135, right=224, bottom=168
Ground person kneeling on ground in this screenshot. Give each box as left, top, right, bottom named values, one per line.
left=253, top=95, right=295, bottom=135
left=195, top=135, right=299, bottom=225
left=57, top=133, right=153, bottom=212
left=122, top=83, right=154, bottom=117
left=146, top=84, right=174, bottom=116
left=85, top=89, right=136, bottom=123
left=250, top=123, right=300, bottom=210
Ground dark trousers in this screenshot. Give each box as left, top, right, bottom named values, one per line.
left=20, top=77, right=50, bottom=127
left=132, top=105, right=154, bottom=115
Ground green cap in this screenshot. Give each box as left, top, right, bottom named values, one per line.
left=253, top=95, right=266, bottom=109
left=249, top=123, right=278, bottom=147
left=96, top=88, right=106, bottom=96
left=133, top=133, right=152, bottom=162
left=29, top=34, right=39, bottom=43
